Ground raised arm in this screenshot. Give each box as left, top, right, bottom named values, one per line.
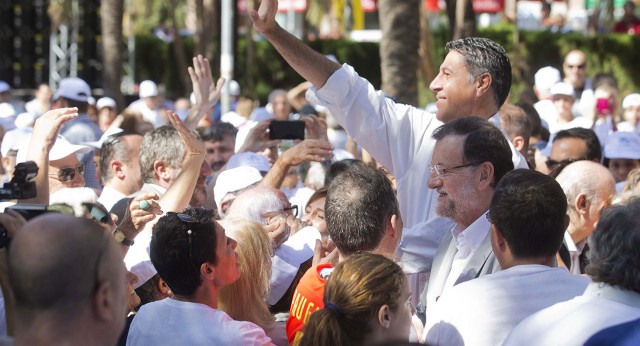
left=20, top=108, right=78, bottom=204
left=250, top=0, right=341, bottom=88
left=184, top=55, right=224, bottom=130
left=260, top=139, right=332, bottom=189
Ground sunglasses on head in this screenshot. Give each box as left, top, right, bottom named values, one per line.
left=50, top=164, right=84, bottom=182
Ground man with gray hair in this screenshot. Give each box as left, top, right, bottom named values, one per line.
left=505, top=197, right=640, bottom=345
left=555, top=160, right=615, bottom=274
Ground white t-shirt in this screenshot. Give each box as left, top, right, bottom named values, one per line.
left=424, top=264, right=590, bottom=346
left=127, top=298, right=273, bottom=345
left=505, top=282, right=640, bottom=346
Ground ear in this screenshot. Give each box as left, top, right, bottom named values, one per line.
left=575, top=193, right=588, bottom=215
left=475, top=72, right=493, bottom=98
left=200, top=261, right=215, bottom=280
left=377, top=304, right=392, bottom=329
left=388, top=214, right=399, bottom=239
left=512, top=136, right=526, bottom=152
left=153, top=160, right=170, bottom=180
left=476, top=161, right=495, bottom=190
left=93, top=281, right=116, bottom=322
left=111, top=160, right=125, bottom=179
left=157, top=277, right=173, bottom=297
left=490, top=226, right=508, bottom=254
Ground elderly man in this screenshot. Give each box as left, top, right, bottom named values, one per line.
left=417, top=116, right=514, bottom=325
left=562, top=50, right=593, bottom=118
left=8, top=214, right=127, bottom=345
left=126, top=208, right=272, bottom=344
left=97, top=132, right=144, bottom=211
left=505, top=198, right=640, bottom=346
left=556, top=161, right=615, bottom=274
left=251, top=0, right=526, bottom=231
left=424, top=169, right=590, bottom=345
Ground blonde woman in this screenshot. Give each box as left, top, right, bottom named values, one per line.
left=218, top=220, right=287, bottom=345
left=300, top=253, right=413, bottom=346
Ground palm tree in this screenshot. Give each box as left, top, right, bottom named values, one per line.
left=100, top=0, right=125, bottom=107
left=378, top=0, right=421, bottom=106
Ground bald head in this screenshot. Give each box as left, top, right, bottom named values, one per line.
left=563, top=50, right=587, bottom=89
left=9, top=214, right=125, bottom=331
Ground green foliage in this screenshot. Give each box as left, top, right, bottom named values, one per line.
left=134, top=28, right=640, bottom=104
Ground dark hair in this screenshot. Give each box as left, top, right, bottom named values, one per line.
left=201, top=122, right=238, bottom=142
left=324, top=159, right=362, bottom=186
left=499, top=104, right=531, bottom=141
left=62, top=97, right=89, bottom=114
left=446, top=37, right=512, bottom=108
left=490, top=169, right=567, bottom=258
left=553, top=128, right=602, bottom=162
left=325, top=164, right=398, bottom=256
left=134, top=274, right=163, bottom=309
left=150, top=208, right=217, bottom=296
left=306, top=186, right=328, bottom=209
left=432, top=116, right=514, bottom=187
left=300, top=253, right=406, bottom=346
left=586, top=199, right=640, bottom=292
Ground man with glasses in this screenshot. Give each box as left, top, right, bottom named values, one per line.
left=555, top=161, right=615, bottom=274
left=127, top=208, right=272, bottom=345
left=545, top=127, right=601, bottom=175
left=6, top=213, right=127, bottom=345
left=417, top=116, right=513, bottom=325
left=424, top=169, right=590, bottom=346
left=563, top=50, right=594, bottom=118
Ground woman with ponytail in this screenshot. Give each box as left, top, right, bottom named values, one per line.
left=299, top=253, right=414, bottom=346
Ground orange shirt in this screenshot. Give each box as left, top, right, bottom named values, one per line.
left=285, top=263, right=334, bottom=344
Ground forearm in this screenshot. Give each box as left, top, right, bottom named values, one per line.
left=262, top=26, right=340, bottom=89
left=158, top=156, right=203, bottom=212
left=260, top=156, right=289, bottom=189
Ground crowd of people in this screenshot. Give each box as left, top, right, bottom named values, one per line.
left=0, top=0, right=639, bottom=345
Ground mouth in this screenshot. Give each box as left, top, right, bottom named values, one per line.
left=211, top=162, right=225, bottom=171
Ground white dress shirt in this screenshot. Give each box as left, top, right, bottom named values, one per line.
left=505, top=282, right=640, bottom=346
left=564, top=231, right=587, bottom=275
left=443, top=214, right=491, bottom=290
left=424, top=265, right=590, bottom=346
left=97, top=185, right=126, bottom=211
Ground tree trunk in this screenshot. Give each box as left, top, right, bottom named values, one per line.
left=447, top=0, right=476, bottom=40
left=378, top=0, right=420, bottom=106
left=100, top=0, right=125, bottom=108
left=169, top=0, right=190, bottom=94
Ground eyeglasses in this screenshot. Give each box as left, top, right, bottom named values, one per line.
left=263, top=205, right=299, bottom=219
left=284, top=205, right=298, bottom=217
left=545, top=158, right=586, bottom=170
left=565, top=64, right=586, bottom=70
left=49, top=164, right=84, bottom=182
left=429, top=162, right=481, bottom=179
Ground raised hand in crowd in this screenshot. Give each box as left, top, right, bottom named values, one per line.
left=300, top=114, right=329, bottom=141
left=22, top=107, right=79, bottom=204
left=184, top=55, right=225, bottom=129
left=237, top=119, right=281, bottom=154
left=261, top=138, right=333, bottom=189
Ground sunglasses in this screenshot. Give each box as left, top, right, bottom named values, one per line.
left=50, top=164, right=84, bottom=182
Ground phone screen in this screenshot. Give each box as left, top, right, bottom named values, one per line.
left=269, top=121, right=305, bottom=140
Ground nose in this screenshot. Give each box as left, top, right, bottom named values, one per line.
left=74, top=170, right=86, bottom=187
left=427, top=174, right=441, bottom=190
left=200, top=160, right=212, bottom=178
left=429, top=73, right=442, bottom=93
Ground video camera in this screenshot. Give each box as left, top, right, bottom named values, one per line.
left=0, top=161, right=38, bottom=247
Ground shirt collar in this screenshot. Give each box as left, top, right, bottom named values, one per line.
left=451, top=211, right=491, bottom=256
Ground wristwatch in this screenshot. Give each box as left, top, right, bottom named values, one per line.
left=113, top=229, right=135, bottom=246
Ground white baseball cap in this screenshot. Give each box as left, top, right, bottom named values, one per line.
left=622, top=93, right=640, bottom=109
left=214, top=166, right=263, bottom=208
left=550, top=82, right=575, bottom=97
left=534, top=66, right=561, bottom=94
left=0, top=103, right=16, bottom=118
left=97, top=97, right=117, bottom=110
left=53, top=77, right=91, bottom=102
left=139, top=80, right=158, bottom=99
left=16, top=134, right=91, bottom=163
left=84, top=127, right=124, bottom=149
left=604, top=131, right=640, bottom=160
left=226, top=152, right=271, bottom=173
